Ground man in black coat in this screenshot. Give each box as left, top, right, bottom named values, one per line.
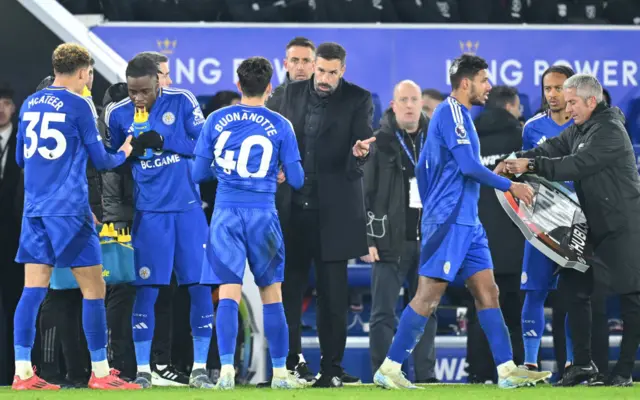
left=267, top=37, right=316, bottom=237
left=0, top=84, right=22, bottom=385
left=502, top=74, right=640, bottom=386
left=276, top=42, right=374, bottom=387
left=467, top=85, right=525, bottom=382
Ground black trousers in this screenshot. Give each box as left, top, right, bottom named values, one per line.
left=38, top=284, right=138, bottom=382
left=0, top=260, right=23, bottom=385
left=150, top=275, right=193, bottom=371
left=38, top=289, right=90, bottom=382
left=615, top=292, right=640, bottom=378
left=152, top=280, right=176, bottom=367
left=562, top=267, right=640, bottom=378
left=105, top=284, right=136, bottom=379
left=282, top=205, right=348, bottom=377
left=550, top=282, right=609, bottom=376
left=466, top=273, right=524, bottom=382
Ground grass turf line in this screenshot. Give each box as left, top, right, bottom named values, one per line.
left=0, top=384, right=639, bottom=400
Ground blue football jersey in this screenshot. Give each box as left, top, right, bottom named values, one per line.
left=105, top=87, right=205, bottom=212
left=18, top=86, right=101, bottom=217
left=195, top=104, right=300, bottom=201
left=522, top=110, right=573, bottom=150
left=417, top=97, right=482, bottom=226
left=523, top=110, right=574, bottom=189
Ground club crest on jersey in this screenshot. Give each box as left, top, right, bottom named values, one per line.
left=521, top=272, right=528, bottom=284
left=139, top=266, right=151, bottom=280
left=162, top=111, right=176, bottom=125
left=443, top=261, right=451, bottom=274
left=455, top=124, right=467, bottom=138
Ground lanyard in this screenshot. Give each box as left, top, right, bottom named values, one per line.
left=395, top=131, right=425, bottom=167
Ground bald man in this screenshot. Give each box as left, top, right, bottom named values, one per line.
left=363, top=80, right=438, bottom=383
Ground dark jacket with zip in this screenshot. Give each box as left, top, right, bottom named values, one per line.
left=278, top=77, right=373, bottom=261
left=266, top=72, right=291, bottom=113
left=266, top=73, right=292, bottom=233
left=517, top=103, right=640, bottom=294
left=475, top=107, right=524, bottom=276
left=363, top=108, right=429, bottom=263
left=99, top=83, right=134, bottom=226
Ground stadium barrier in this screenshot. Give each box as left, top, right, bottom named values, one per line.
left=87, top=22, right=640, bottom=141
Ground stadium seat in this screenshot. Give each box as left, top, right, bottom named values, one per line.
left=392, top=0, right=461, bottom=23
left=458, top=0, right=527, bottom=23
left=605, top=0, right=640, bottom=24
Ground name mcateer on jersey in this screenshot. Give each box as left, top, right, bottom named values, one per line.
left=27, top=94, right=64, bottom=111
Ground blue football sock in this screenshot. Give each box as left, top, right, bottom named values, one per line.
left=478, top=307, right=513, bottom=366
left=263, top=302, right=288, bottom=369
left=188, top=285, right=214, bottom=365
left=387, top=305, right=428, bottom=364
left=82, top=299, right=108, bottom=362
left=565, top=314, right=574, bottom=363
left=216, top=298, right=239, bottom=367
left=14, top=287, right=48, bottom=361
left=132, top=286, right=159, bottom=367
left=522, top=290, right=548, bottom=365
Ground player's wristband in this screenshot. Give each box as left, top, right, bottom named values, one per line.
left=528, top=158, right=536, bottom=173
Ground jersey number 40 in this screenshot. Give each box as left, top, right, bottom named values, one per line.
left=22, top=112, right=67, bottom=160
left=214, top=130, right=273, bottom=178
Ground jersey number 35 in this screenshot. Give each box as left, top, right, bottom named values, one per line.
left=22, top=112, right=67, bottom=160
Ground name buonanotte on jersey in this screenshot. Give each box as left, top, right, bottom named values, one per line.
left=141, top=154, right=181, bottom=170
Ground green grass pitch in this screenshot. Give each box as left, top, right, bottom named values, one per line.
left=0, top=384, right=639, bottom=400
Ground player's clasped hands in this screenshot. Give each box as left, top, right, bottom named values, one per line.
left=353, top=137, right=376, bottom=158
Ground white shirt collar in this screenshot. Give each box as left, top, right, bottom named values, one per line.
left=0, top=123, right=12, bottom=144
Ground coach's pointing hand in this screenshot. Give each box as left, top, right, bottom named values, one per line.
left=353, top=137, right=376, bottom=158
left=509, top=182, right=534, bottom=206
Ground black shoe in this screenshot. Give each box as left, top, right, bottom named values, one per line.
left=46, top=378, right=87, bottom=389
left=607, top=375, right=633, bottom=387
left=312, top=374, right=343, bottom=388
left=587, top=373, right=607, bottom=386
left=340, top=370, right=361, bottom=385
left=556, top=361, right=598, bottom=387
left=133, top=371, right=153, bottom=389
left=292, top=362, right=316, bottom=383
left=151, top=365, right=189, bottom=387
left=256, top=379, right=272, bottom=388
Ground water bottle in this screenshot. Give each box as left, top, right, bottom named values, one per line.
left=133, top=108, right=153, bottom=160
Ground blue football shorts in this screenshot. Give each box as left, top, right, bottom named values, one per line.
left=419, top=223, right=493, bottom=283
left=200, top=207, right=284, bottom=288
left=520, top=241, right=559, bottom=290
left=16, top=213, right=102, bottom=268
left=132, top=206, right=208, bottom=286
